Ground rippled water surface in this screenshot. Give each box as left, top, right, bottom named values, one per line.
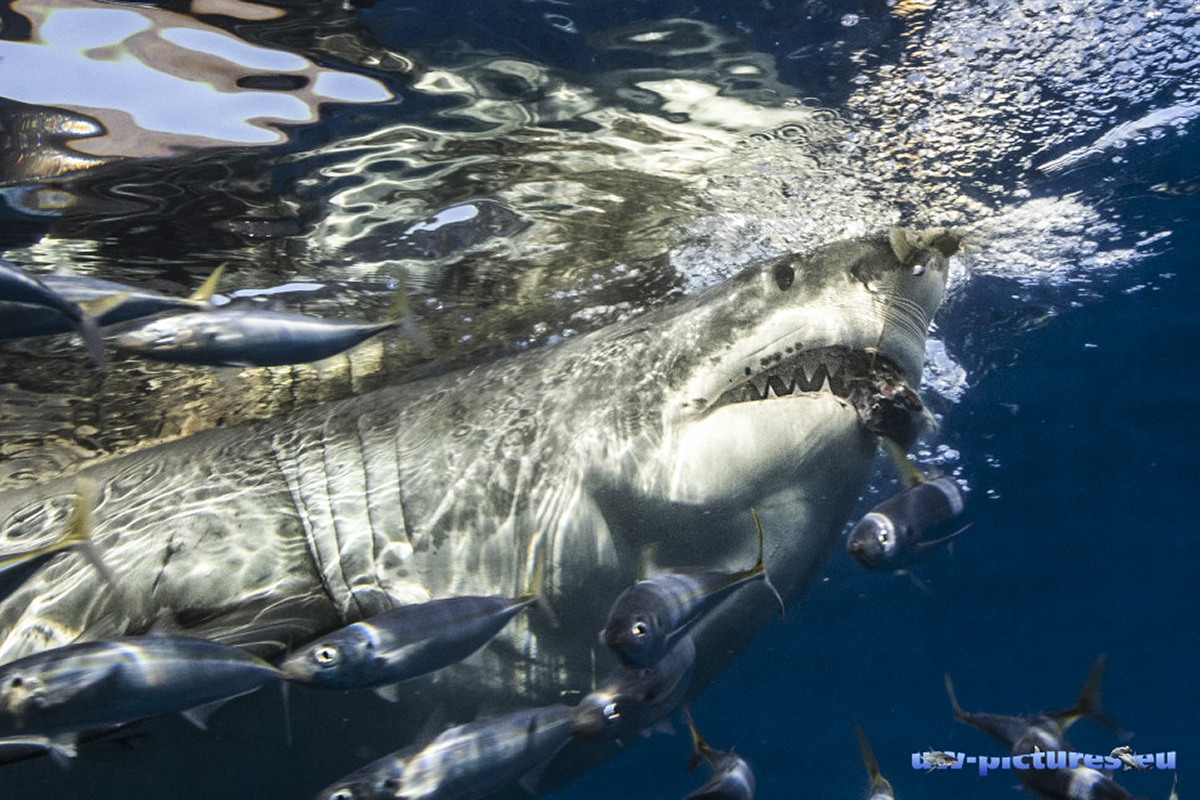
left=2, top=0, right=1197, bottom=797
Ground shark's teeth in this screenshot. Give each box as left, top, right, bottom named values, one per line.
left=708, top=346, right=901, bottom=411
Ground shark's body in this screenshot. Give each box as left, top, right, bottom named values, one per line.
left=0, top=230, right=951, bottom=791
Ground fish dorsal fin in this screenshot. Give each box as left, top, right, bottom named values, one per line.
left=855, top=723, right=881, bottom=780
left=682, top=706, right=713, bottom=774
left=748, top=508, right=785, bottom=619
left=520, top=535, right=559, bottom=629
left=880, top=436, right=926, bottom=488
left=636, top=543, right=661, bottom=581
left=188, top=263, right=226, bottom=303
left=76, top=291, right=130, bottom=320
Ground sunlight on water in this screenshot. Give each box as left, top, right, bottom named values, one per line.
left=0, top=0, right=391, bottom=163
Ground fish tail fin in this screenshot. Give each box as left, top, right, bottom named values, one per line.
left=386, top=269, right=433, bottom=357
left=188, top=262, right=226, bottom=303
left=67, top=477, right=120, bottom=595
left=748, top=508, right=785, bottom=619
left=1059, top=654, right=1127, bottom=738
left=944, top=672, right=969, bottom=723
left=70, top=308, right=108, bottom=370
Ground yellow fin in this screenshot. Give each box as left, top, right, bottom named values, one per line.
left=188, top=263, right=226, bottom=303
left=880, top=436, right=926, bottom=487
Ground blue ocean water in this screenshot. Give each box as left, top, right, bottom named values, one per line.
left=1, top=1, right=1197, bottom=798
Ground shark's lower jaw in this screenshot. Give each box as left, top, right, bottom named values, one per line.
left=708, top=345, right=928, bottom=447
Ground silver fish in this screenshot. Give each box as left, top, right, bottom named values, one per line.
left=0, top=258, right=106, bottom=366
left=112, top=307, right=403, bottom=367
left=279, top=589, right=539, bottom=696
left=682, top=707, right=755, bottom=800
left=0, top=635, right=282, bottom=742
left=945, top=656, right=1134, bottom=800
left=602, top=508, right=783, bottom=668
left=393, top=704, right=574, bottom=800
left=312, top=744, right=420, bottom=800
left=0, top=268, right=220, bottom=340
left=846, top=475, right=968, bottom=573
left=572, top=634, right=695, bottom=742
left=855, top=724, right=894, bottom=799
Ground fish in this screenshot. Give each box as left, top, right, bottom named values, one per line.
left=111, top=307, right=406, bottom=367
left=945, top=656, right=1135, bottom=800
left=0, top=258, right=106, bottom=366
left=279, top=557, right=543, bottom=698
left=371, top=704, right=574, bottom=800
left=311, top=744, right=420, bottom=800
left=0, top=230, right=954, bottom=787
left=855, top=724, right=894, bottom=799
left=0, top=635, right=282, bottom=745
left=1109, top=745, right=1150, bottom=773
left=601, top=508, right=783, bottom=668
left=0, top=266, right=223, bottom=341
left=571, top=634, right=696, bottom=742
left=846, top=475, right=968, bottom=574
left=682, top=706, right=755, bottom=800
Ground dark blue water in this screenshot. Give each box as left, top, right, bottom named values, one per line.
left=2, top=1, right=1196, bottom=798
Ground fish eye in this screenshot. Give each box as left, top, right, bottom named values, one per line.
left=602, top=701, right=620, bottom=722
left=773, top=260, right=795, bottom=290
left=329, top=790, right=353, bottom=800
left=875, top=528, right=896, bottom=552
left=313, top=645, right=341, bottom=667
left=911, top=263, right=926, bottom=276
left=631, top=620, right=649, bottom=638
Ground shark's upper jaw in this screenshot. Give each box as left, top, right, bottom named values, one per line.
left=704, top=345, right=928, bottom=447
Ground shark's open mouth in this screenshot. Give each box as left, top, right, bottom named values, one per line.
left=709, top=345, right=928, bottom=447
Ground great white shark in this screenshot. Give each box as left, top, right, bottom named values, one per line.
left=0, top=228, right=954, bottom=791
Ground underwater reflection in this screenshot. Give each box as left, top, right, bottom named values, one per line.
left=0, top=0, right=392, bottom=185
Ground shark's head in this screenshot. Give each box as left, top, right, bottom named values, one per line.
left=670, top=228, right=954, bottom=429
left=620, top=226, right=956, bottom=689
left=632, top=228, right=956, bottom=511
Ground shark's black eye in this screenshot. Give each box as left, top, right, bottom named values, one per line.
left=773, top=260, right=795, bottom=290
